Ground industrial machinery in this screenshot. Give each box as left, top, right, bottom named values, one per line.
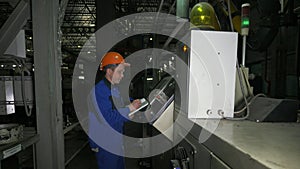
left=144, top=1, right=300, bottom=169
left=144, top=76, right=175, bottom=123
left=0, top=26, right=39, bottom=168
left=0, top=30, right=34, bottom=138
left=0, top=30, right=34, bottom=117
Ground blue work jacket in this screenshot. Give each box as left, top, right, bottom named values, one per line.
left=88, top=78, right=130, bottom=169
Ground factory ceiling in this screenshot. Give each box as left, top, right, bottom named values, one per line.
left=1, top=0, right=299, bottom=64
left=0, top=0, right=178, bottom=65
left=61, top=0, right=96, bottom=58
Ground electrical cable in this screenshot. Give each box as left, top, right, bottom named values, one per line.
left=233, top=93, right=266, bottom=115
left=224, top=0, right=250, bottom=120
left=21, top=59, right=31, bottom=76
left=241, top=68, right=254, bottom=97
left=21, top=67, right=31, bottom=116
left=226, top=61, right=250, bottom=120
left=227, top=0, right=234, bottom=32
left=226, top=1, right=256, bottom=120
left=19, top=58, right=32, bottom=117
left=0, top=57, right=22, bottom=73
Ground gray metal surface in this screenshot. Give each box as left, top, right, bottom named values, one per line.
left=0, top=76, right=15, bottom=115
left=248, top=97, right=298, bottom=122
left=12, top=76, right=34, bottom=106
left=32, top=0, right=64, bottom=168
left=0, top=133, right=39, bottom=169
left=186, top=118, right=300, bottom=169
left=210, top=153, right=231, bottom=169
left=182, top=133, right=211, bottom=169
left=0, top=0, right=30, bottom=57
left=0, top=76, right=34, bottom=104
left=0, top=134, right=39, bottom=160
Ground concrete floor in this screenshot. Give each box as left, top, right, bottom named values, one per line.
left=66, top=144, right=98, bottom=169
left=65, top=124, right=142, bottom=169
left=65, top=142, right=142, bottom=169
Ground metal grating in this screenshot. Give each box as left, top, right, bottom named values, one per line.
left=0, top=0, right=178, bottom=61
left=115, top=0, right=175, bottom=15
left=62, top=0, right=96, bottom=58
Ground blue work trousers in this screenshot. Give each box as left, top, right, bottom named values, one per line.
left=94, top=148, right=125, bottom=169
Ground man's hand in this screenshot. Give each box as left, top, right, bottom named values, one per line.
left=91, top=147, right=99, bottom=153
left=127, top=99, right=142, bottom=119
left=128, top=99, right=141, bottom=112
left=132, top=99, right=141, bottom=109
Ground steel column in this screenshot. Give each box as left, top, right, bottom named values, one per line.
left=58, top=0, right=70, bottom=27
left=32, top=0, right=64, bottom=169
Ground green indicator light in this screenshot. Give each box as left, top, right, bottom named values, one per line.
left=241, top=18, right=250, bottom=27
left=242, top=20, right=249, bottom=26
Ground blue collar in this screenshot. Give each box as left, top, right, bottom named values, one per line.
left=103, top=77, right=112, bottom=89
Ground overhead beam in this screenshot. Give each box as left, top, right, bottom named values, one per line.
left=0, top=0, right=19, bottom=7
left=0, top=0, right=30, bottom=57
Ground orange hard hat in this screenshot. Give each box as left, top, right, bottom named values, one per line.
left=100, top=52, right=128, bottom=70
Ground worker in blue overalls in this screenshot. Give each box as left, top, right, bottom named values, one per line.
left=88, top=51, right=141, bottom=169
